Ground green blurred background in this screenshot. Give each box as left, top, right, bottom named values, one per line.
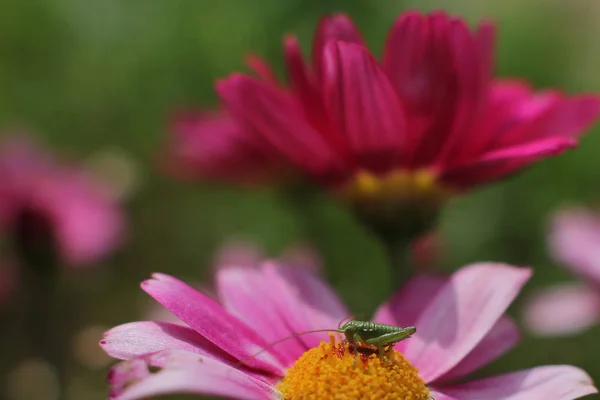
left=1, top=0, right=600, bottom=398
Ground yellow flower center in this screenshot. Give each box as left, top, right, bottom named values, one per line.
left=342, top=169, right=450, bottom=207
left=338, top=169, right=453, bottom=238
left=277, top=335, right=430, bottom=400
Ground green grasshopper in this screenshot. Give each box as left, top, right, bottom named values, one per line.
left=241, top=319, right=416, bottom=367
left=339, top=320, right=416, bottom=365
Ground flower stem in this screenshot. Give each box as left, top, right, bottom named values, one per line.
left=382, top=236, right=414, bottom=289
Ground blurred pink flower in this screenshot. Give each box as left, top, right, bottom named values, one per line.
left=524, top=207, right=600, bottom=336
left=101, top=262, right=595, bottom=399
left=0, top=137, right=125, bottom=267
left=168, top=11, right=600, bottom=196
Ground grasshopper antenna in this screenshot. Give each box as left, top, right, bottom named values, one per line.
left=236, top=328, right=343, bottom=367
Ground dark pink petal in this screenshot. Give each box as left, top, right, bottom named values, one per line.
left=542, top=95, right=600, bottom=137
left=474, top=137, right=577, bottom=163
left=141, top=274, right=285, bottom=375
left=313, top=13, right=365, bottom=82
left=549, top=207, right=600, bottom=285
left=245, top=54, right=277, bottom=83
left=475, top=21, right=496, bottom=93
left=216, top=265, right=304, bottom=365
left=436, top=317, right=520, bottom=382
left=383, top=10, right=428, bottom=102
left=455, top=80, right=541, bottom=160
left=473, top=94, right=600, bottom=162
left=435, top=365, right=597, bottom=399
left=523, top=283, right=600, bottom=337
left=100, top=322, right=236, bottom=366
left=109, top=350, right=278, bottom=400
left=440, top=137, right=577, bottom=188
left=383, top=12, right=461, bottom=167
left=496, top=95, right=600, bottom=147
left=217, top=74, right=342, bottom=178
left=434, top=17, right=493, bottom=168
left=283, top=35, right=327, bottom=132
left=168, top=111, right=278, bottom=182
left=403, top=263, right=531, bottom=383
left=323, top=41, right=406, bottom=171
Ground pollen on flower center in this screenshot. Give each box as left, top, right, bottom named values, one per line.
left=276, top=335, right=430, bottom=400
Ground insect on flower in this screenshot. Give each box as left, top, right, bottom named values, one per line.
left=240, top=319, right=417, bottom=368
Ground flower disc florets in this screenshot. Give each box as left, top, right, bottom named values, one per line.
left=277, top=335, right=430, bottom=400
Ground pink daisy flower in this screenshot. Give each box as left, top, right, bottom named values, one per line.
left=168, top=11, right=600, bottom=218
left=0, top=137, right=125, bottom=266
left=524, top=207, right=600, bottom=336
left=101, top=260, right=595, bottom=399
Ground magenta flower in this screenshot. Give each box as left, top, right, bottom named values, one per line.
left=0, top=138, right=125, bottom=266
left=101, top=261, right=595, bottom=399
left=524, top=207, right=600, bottom=336
left=169, top=11, right=600, bottom=204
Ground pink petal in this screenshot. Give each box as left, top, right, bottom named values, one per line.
left=322, top=41, right=406, bottom=171
left=373, top=273, right=447, bottom=353
left=374, top=273, right=447, bottom=327
left=312, top=13, right=365, bottom=82
left=216, top=265, right=304, bottom=365
left=436, top=365, right=597, bottom=400
left=523, top=283, right=600, bottom=337
left=101, top=322, right=235, bottom=365
left=109, top=350, right=278, bottom=400
left=403, top=263, right=531, bottom=382
left=428, top=391, right=459, bottom=400
left=141, top=274, right=285, bottom=374
left=549, top=208, right=600, bottom=285
left=259, top=262, right=349, bottom=350
left=217, top=74, right=341, bottom=178
left=436, top=316, right=520, bottom=382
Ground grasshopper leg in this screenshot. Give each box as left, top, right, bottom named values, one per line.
left=350, top=333, right=365, bottom=368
